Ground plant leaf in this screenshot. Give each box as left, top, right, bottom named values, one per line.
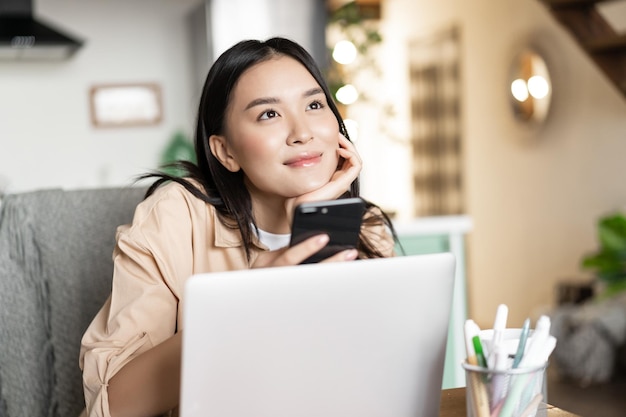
left=598, top=213, right=626, bottom=251
left=597, top=279, right=626, bottom=300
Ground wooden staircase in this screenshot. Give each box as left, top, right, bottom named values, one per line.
left=540, top=0, right=626, bottom=97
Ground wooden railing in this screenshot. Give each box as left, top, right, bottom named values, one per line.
left=540, top=0, right=626, bottom=97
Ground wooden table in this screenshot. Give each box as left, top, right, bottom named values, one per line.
left=440, top=388, right=581, bottom=417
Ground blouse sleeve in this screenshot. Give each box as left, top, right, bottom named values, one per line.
left=79, top=184, right=196, bottom=417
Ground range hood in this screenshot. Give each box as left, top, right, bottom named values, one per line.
left=0, top=0, right=83, bottom=60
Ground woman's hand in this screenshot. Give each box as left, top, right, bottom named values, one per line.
left=254, top=133, right=360, bottom=269
left=251, top=234, right=358, bottom=268
left=325, top=133, right=362, bottom=196
left=284, top=134, right=362, bottom=223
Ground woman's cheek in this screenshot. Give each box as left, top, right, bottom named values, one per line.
left=314, top=115, right=340, bottom=141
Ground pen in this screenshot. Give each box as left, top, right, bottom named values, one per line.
left=519, top=335, right=557, bottom=410
left=490, top=304, right=508, bottom=359
left=515, top=392, right=543, bottom=417
left=489, top=344, right=508, bottom=411
left=512, top=318, right=530, bottom=368
left=498, top=371, right=533, bottom=417
left=519, top=315, right=550, bottom=368
left=464, top=320, right=491, bottom=417
left=500, top=316, right=552, bottom=417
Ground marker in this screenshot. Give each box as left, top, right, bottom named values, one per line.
left=500, top=316, right=552, bottom=417
left=518, top=336, right=556, bottom=411
left=537, top=335, right=557, bottom=364
left=464, top=320, right=490, bottom=417
left=512, top=318, right=530, bottom=368
left=519, top=315, right=550, bottom=368
left=490, top=304, right=508, bottom=358
left=473, top=335, right=488, bottom=369
left=464, top=319, right=477, bottom=363
left=489, top=345, right=508, bottom=411
left=519, top=336, right=556, bottom=409
left=517, top=393, right=543, bottom=417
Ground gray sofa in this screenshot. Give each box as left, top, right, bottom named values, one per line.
left=0, top=186, right=146, bottom=417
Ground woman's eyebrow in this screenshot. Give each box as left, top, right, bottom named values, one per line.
left=304, top=87, right=324, bottom=97
left=244, top=87, right=324, bottom=110
left=245, top=97, right=279, bottom=110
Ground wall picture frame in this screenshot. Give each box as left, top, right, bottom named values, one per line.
left=89, top=83, right=163, bottom=128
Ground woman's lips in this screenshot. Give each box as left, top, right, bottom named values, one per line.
left=284, top=153, right=323, bottom=168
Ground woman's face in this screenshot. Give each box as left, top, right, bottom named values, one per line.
left=214, top=55, right=340, bottom=202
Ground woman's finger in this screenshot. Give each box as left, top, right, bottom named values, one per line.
left=319, top=248, right=359, bottom=263
left=251, top=234, right=330, bottom=268
left=338, top=134, right=362, bottom=165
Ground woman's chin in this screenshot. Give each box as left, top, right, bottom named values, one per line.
left=290, top=181, right=330, bottom=197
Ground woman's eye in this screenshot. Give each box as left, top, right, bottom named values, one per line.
left=307, top=100, right=324, bottom=110
left=259, top=109, right=278, bottom=120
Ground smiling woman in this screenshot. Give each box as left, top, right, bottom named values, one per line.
left=209, top=56, right=342, bottom=210
left=78, top=37, right=397, bottom=417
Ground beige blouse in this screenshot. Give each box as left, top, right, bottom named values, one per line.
left=79, top=181, right=395, bottom=417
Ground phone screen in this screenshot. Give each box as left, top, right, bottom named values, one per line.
left=289, top=198, right=365, bottom=264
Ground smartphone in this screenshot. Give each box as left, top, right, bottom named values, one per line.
left=289, top=197, right=366, bottom=264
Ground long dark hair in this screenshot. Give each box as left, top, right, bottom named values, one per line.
left=140, top=37, right=396, bottom=261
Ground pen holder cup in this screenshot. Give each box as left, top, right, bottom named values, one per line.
left=462, top=361, right=548, bottom=417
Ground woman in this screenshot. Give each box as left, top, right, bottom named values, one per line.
left=80, top=37, right=396, bottom=417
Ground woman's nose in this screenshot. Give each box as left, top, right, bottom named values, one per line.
left=287, top=117, right=313, bottom=145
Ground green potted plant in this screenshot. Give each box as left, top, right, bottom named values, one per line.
left=160, top=130, right=196, bottom=177
left=582, top=212, right=626, bottom=299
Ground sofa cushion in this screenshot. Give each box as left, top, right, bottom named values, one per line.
left=0, top=186, right=145, bottom=417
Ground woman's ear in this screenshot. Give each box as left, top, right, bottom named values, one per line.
left=209, top=134, right=241, bottom=172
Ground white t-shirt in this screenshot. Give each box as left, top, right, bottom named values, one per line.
left=256, top=228, right=290, bottom=251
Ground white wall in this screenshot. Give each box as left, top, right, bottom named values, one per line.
left=0, top=0, right=327, bottom=194
left=210, top=0, right=325, bottom=63
left=0, top=0, right=201, bottom=193
left=380, top=0, right=626, bottom=327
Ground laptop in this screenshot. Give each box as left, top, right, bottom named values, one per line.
left=180, top=253, right=456, bottom=417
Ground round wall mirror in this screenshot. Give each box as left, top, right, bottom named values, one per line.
left=509, top=49, right=552, bottom=124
